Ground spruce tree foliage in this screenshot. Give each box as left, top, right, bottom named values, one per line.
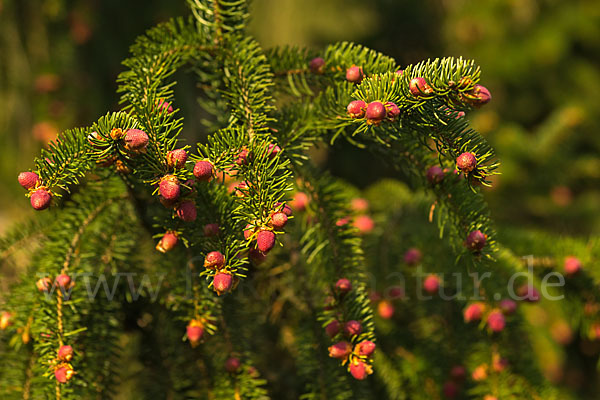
left=0, top=1, right=598, bottom=399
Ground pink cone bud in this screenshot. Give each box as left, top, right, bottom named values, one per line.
left=271, top=212, right=288, bottom=229
left=403, top=248, right=422, bottom=266
left=365, top=102, right=386, bottom=124
left=213, top=272, right=233, bottom=295
left=290, top=192, right=309, bottom=211
left=349, top=360, right=371, bottom=380
left=426, top=166, right=444, bottom=184
left=466, top=230, right=487, bottom=252
left=156, top=232, right=178, bottom=253
left=328, top=341, right=352, bottom=359
left=564, top=256, right=582, bottom=275
left=176, top=201, right=197, bottom=222
left=423, top=275, right=440, bottom=294
left=225, top=357, right=241, bottom=373
left=346, top=65, right=364, bottom=84
left=309, top=57, right=326, bottom=74
left=187, top=320, right=204, bottom=343
left=159, top=175, right=180, bottom=200
left=464, top=302, right=485, bottom=322
left=409, top=77, right=434, bottom=97
left=204, top=251, right=225, bottom=269
left=344, top=320, right=362, bottom=336
left=385, top=102, right=400, bottom=121
left=167, top=148, right=188, bottom=169
left=499, top=299, right=517, bottom=315
left=257, top=230, right=276, bottom=253
left=18, top=172, right=40, bottom=189
left=378, top=300, right=395, bottom=319
left=456, top=152, right=477, bottom=173
left=193, top=160, right=213, bottom=181
left=124, top=128, right=149, bottom=151
left=30, top=189, right=51, bottom=210
left=353, top=215, right=374, bottom=233
left=357, top=340, right=376, bottom=356
left=54, top=365, right=74, bottom=383
left=335, top=278, right=352, bottom=293
left=58, top=345, right=73, bottom=362
left=347, top=100, right=366, bottom=118
left=487, top=310, right=505, bottom=332
left=325, top=320, right=341, bottom=338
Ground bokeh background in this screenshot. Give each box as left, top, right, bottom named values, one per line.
left=0, top=0, right=599, bottom=395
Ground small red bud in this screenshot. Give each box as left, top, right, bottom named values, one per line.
left=409, top=77, right=434, bottom=97
left=271, top=212, right=288, bottom=229
left=385, top=102, right=400, bottom=121
left=176, top=201, right=197, bottom=222
left=378, top=300, right=394, bottom=319
left=325, top=320, right=341, bottom=338
left=55, top=274, right=71, bottom=289
left=249, top=248, right=267, bottom=263
left=423, top=275, right=440, bottom=294
left=350, top=198, right=369, bottom=212
left=290, top=192, right=309, bottom=211
left=156, top=232, right=178, bottom=253
left=36, top=277, right=52, bottom=292
left=426, top=166, right=445, bottom=184
left=256, top=230, right=276, bottom=253
left=365, top=102, right=386, bottom=124
left=487, top=310, right=505, bottom=332
left=357, top=340, right=376, bottom=356
left=213, top=272, right=233, bottom=295
left=225, top=357, right=241, bottom=373
left=465, top=230, right=487, bottom=252
left=58, top=345, right=73, bottom=362
left=353, top=215, right=374, bottom=233
left=345, top=65, right=364, bottom=84
left=204, top=251, right=225, bottom=269
left=203, top=223, right=220, bottom=237
left=167, top=148, right=188, bottom=169
left=275, top=202, right=293, bottom=216
left=456, top=152, right=477, bottom=173
left=124, top=128, right=149, bottom=152
left=463, top=302, right=485, bottom=323
left=18, top=172, right=40, bottom=189
left=54, top=365, right=74, bottom=383
left=335, top=278, right=352, bottom=294
left=499, top=299, right=517, bottom=315
left=268, top=143, right=281, bottom=159
left=344, top=320, right=362, bottom=336
left=349, top=359, right=372, bottom=380
left=187, top=320, right=204, bottom=344
left=309, top=57, right=326, bottom=74
left=157, top=99, right=174, bottom=113
left=403, top=248, right=422, bottom=266
left=328, top=341, right=352, bottom=359
left=236, top=149, right=249, bottom=165
left=30, top=189, right=51, bottom=210
left=564, top=256, right=582, bottom=275
left=159, top=175, right=180, bottom=200
left=443, top=381, right=459, bottom=398
left=450, top=365, right=466, bottom=381
left=517, top=284, right=540, bottom=302
left=347, top=100, right=366, bottom=119
left=193, top=160, right=214, bottom=181
left=464, top=84, right=491, bottom=107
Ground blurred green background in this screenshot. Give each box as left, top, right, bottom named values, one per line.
left=1, top=0, right=599, bottom=236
